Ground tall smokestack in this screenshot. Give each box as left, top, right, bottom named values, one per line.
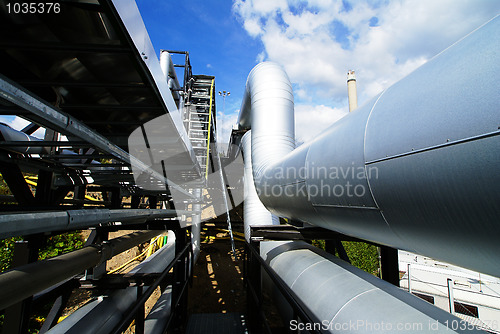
left=347, top=70, right=358, bottom=112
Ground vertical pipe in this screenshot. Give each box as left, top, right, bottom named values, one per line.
left=241, top=131, right=279, bottom=241
left=347, top=70, right=358, bottom=112
left=159, top=51, right=169, bottom=80
left=407, top=263, right=412, bottom=293
left=159, top=50, right=181, bottom=105
left=447, top=278, right=455, bottom=314
left=191, top=188, right=201, bottom=264
left=239, top=62, right=295, bottom=178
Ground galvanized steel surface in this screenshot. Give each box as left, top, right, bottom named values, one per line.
left=239, top=17, right=500, bottom=277
left=260, top=241, right=484, bottom=333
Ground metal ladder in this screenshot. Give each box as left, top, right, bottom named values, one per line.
left=184, top=75, right=215, bottom=176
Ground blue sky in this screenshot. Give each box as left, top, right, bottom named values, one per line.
left=2, top=0, right=499, bottom=145
left=135, top=0, right=261, bottom=145
left=137, top=0, right=500, bottom=145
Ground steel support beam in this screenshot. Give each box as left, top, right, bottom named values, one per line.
left=250, top=224, right=369, bottom=243
left=60, top=105, right=162, bottom=112
left=0, top=41, right=131, bottom=53
left=380, top=246, right=400, bottom=286
left=21, top=123, right=40, bottom=135
left=0, top=159, right=36, bottom=206
left=35, top=170, right=55, bottom=206
left=0, top=208, right=186, bottom=239
left=170, top=227, right=189, bottom=332
left=0, top=141, right=90, bottom=147
left=38, top=294, right=71, bottom=334
left=0, top=74, right=195, bottom=199
left=17, top=80, right=147, bottom=89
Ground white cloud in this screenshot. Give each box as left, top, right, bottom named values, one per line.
left=294, top=104, right=348, bottom=144
left=243, top=18, right=263, bottom=37
left=214, top=103, right=347, bottom=149
left=256, top=51, right=266, bottom=63
left=206, top=63, right=212, bottom=68
left=234, top=0, right=288, bottom=17
left=216, top=110, right=239, bottom=148
left=233, top=0, right=500, bottom=109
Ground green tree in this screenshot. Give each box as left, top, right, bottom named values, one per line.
left=312, top=239, right=380, bottom=276
left=342, top=241, right=379, bottom=276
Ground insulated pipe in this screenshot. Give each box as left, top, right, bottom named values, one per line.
left=160, top=50, right=181, bottom=103
left=242, top=131, right=279, bottom=241
left=260, top=241, right=484, bottom=333
left=0, top=208, right=183, bottom=239
left=242, top=133, right=482, bottom=333
left=47, top=231, right=175, bottom=334
left=0, top=123, right=45, bottom=154
left=0, top=230, right=161, bottom=311
left=144, top=286, right=172, bottom=334
left=238, top=62, right=296, bottom=179
left=238, top=17, right=500, bottom=277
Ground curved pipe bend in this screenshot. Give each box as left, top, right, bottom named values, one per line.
left=239, top=62, right=296, bottom=179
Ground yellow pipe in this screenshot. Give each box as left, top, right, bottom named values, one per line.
left=107, top=248, right=148, bottom=275
left=24, top=179, right=38, bottom=187
left=204, top=78, right=215, bottom=179
left=24, top=176, right=100, bottom=202
left=109, top=235, right=164, bottom=274
left=146, top=237, right=156, bottom=258
left=83, top=195, right=100, bottom=202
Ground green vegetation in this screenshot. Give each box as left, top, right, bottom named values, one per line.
left=0, top=173, right=12, bottom=195
left=1, top=232, right=84, bottom=273
left=0, top=236, right=23, bottom=272
left=312, top=239, right=380, bottom=276
left=343, top=241, right=380, bottom=276
left=38, top=232, right=85, bottom=260
left=0, top=175, right=86, bottom=333
left=0, top=173, right=84, bottom=272
left=0, top=232, right=84, bottom=333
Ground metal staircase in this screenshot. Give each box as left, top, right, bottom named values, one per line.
left=184, top=75, right=216, bottom=178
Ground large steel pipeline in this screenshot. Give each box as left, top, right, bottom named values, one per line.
left=0, top=123, right=45, bottom=154
left=0, top=230, right=161, bottom=310
left=242, top=132, right=481, bottom=333
left=238, top=17, right=500, bottom=277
